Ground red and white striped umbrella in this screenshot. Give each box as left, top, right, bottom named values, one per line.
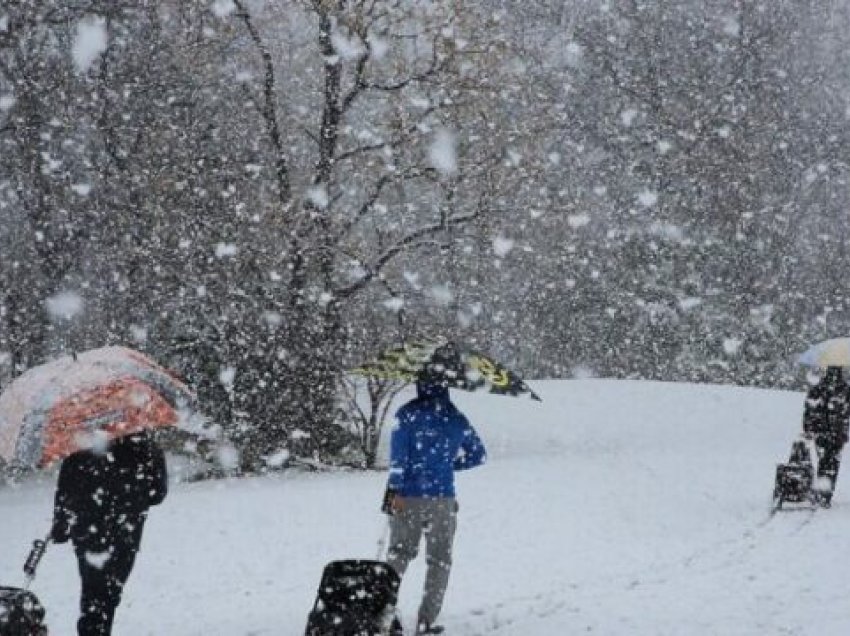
left=0, top=346, right=194, bottom=468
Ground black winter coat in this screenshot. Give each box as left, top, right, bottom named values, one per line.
left=803, top=379, right=850, bottom=446
left=51, top=433, right=168, bottom=546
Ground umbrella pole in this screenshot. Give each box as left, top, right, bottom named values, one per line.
left=375, top=517, right=400, bottom=635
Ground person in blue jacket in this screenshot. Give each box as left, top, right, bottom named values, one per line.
left=383, top=380, right=486, bottom=635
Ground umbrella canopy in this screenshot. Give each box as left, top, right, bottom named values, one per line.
left=353, top=339, right=541, bottom=401
left=798, top=338, right=850, bottom=368
left=0, top=346, right=194, bottom=467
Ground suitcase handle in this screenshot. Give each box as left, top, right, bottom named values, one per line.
left=23, top=536, right=50, bottom=586
left=376, top=517, right=391, bottom=561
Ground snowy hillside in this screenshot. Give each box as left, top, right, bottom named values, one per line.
left=2, top=379, right=848, bottom=635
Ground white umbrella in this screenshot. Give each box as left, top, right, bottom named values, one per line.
left=797, top=338, right=850, bottom=367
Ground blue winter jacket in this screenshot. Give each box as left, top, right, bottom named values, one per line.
left=388, top=382, right=486, bottom=498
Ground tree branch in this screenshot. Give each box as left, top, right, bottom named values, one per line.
left=341, top=46, right=369, bottom=112
left=336, top=104, right=439, bottom=163
left=332, top=172, right=393, bottom=242
left=313, top=4, right=342, bottom=185
left=365, top=38, right=443, bottom=92
left=232, top=0, right=291, bottom=207
left=335, top=208, right=480, bottom=299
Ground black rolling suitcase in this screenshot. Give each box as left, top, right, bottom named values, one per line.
left=0, top=539, right=49, bottom=636
left=304, top=559, right=403, bottom=636
left=0, top=587, right=47, bottom=636
left=772, top=439, right=815, bottom=510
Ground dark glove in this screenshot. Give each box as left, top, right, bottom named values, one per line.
left=50, top=526, right=71, bottom=543
left=49, top=521, right=69, bottom=544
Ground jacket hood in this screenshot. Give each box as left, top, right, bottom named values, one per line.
left=416, top=380, right=450, bottom=401
left=823, top=366, right=844, bottom=386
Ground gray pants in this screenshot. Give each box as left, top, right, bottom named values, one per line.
left=387, top=497, right=458, bottom=625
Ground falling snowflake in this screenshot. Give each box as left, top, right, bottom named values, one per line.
left=367, top=34, right=389, bottom=60
left=331, top=30, right=366, bottom=60
left=637, top=189, right=658, bottom=208
left=457, top=310, right=473, bottom=328
left=306, top=185, right=329, bottom=209
left=403, top=271, right=421, bottom=290
left=430, top=284, right=454, bottom=306
left=263, top=311, right=283, bottom=328
left=505, top=149, right=522, bottom=167
left=263, top=449, right=291, bottom=469
left=129, top=325, right=148, bottom=343
left=679, top=297, right=702, bottom=311
left=429, top=129, right=457, bottom=176
left=72, top=16, right=107, bottom=75
left=219, top=366, right=236, bottom=390
left=572, top=365, right=596, bottom=379
left=564, top=41, right=583, bottom=67
left=211, top=0, right=236, bottom=18
left=215, top=445, right=240, bottom=470
left=568, top=213, right=591, bottom=229
left=382, top=297, right=403, bottom=313
left=620, top=108, right=638, bottom=127
left=347, top=264, right=367, bottom=282
left=493, top=235, right=515, bottom=257
left=721, top=15, right=740, bottom=37
left=649, top=222, right=685, bottom=242
left=215, top=243, right=238, bottom=258
left=723, top=338, right=743, bottom=356
left=74, top=429, right=109, bottom=455
left=45, top=291, right=84, bottom=320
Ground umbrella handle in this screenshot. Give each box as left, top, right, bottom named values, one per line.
left=23, top=536, right=50, bottom=588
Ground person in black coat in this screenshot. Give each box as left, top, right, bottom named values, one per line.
left=50, top=432, right=168, bottom=635
left=803, top=366, right=850, bottom=507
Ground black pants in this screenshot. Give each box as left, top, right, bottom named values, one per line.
left=73, top=515, right=145, bottom=636
left=815, top=440, right=845, bottom=496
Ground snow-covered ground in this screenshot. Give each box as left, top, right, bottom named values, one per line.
left=2, top=379, right=848, bottom=635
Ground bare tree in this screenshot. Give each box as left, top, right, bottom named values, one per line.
left=339, top=374, right=405, bottom=468
left=216, top=0, right=516, bottom=465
